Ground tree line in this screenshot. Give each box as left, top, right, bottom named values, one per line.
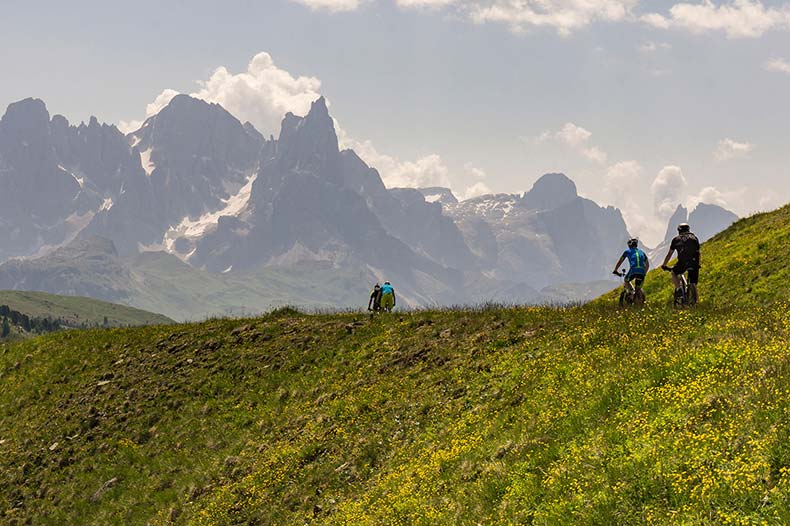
left=0, top=305, right=63, bottom=337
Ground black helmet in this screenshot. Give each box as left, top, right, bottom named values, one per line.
left=627, top=238, right=639, bottom=249
left=374, top=283, right=381, bottom=290
left=677, top=223, right=690, bottom=233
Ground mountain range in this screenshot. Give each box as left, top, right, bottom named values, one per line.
left=0, top=95, right=738, bottom=318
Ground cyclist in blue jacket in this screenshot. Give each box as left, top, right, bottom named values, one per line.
left=613, top=238, right=650, bottom=294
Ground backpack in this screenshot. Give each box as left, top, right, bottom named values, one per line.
left=676, top=233, right=700, bottom=262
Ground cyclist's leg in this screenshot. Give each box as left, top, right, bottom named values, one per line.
left=687, top=266, right=699, bottom=304
left=670, top=265, right=683, bottom=289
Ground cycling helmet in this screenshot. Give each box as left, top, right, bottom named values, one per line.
left=677, top=223, right=690, bottom=233
left=627, top=238, right=639, bottom=249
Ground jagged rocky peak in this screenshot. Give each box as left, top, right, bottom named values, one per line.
left=689, top=203, right=738, bottom=242
left=133, top=93, right=263, bottom=151
left=0, top=98, right=51, bottom=146
left=663, top=204, right=689, bottom=243
left=275, top=96, right=340, bottom=175
left=522, top=173, right=578, bottom=211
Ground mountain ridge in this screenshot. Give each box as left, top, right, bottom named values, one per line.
left=0, top=94, right=739, bottom=311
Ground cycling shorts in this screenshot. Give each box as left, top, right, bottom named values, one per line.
left=672, top=260, right=699, bottom=284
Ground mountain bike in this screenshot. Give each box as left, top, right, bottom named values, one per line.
left=615, top=270, right=645, bottom=307
left=662, top=266, right=698, bottom=307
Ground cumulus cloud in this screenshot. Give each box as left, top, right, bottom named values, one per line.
left=714, top=138, right=754, bottom=161
left=467, top=0, right=637, bottom=36
left=651, top=165, right=688, bottom=218
left=687, top=186, right=737, bottom=208
left=289, top=0, right=364, bottom=12
left=300, top=0, right=637, bottom=35
left=464, top=162, right=487, bottom=179
left=191, top=53, right=322, bottom=137
left=638, top=41, right=671, bottom=52
left=601, top=161, right=659, bottom=240
left=120, top=52, right=322, bottom=137
left=640, top=13, right=671, bottom=28
left=460, top=181, right=493, bottom=200
left=642, top=0, right=790, bottom=38
left=539, top=122, right=608, bottom=163
left=339, top=131, right=453, bottom=188
left=458, top=163, right=492, bottom=200
left=397, top=0, right=458, bottom=8
left=764, top=57, right=790, bottom=73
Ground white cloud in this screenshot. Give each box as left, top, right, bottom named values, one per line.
left=464, top=162, right=487, bottom=179
left=467, top=0, right=637, bottom=36
left=640, top=13, right=671, bottom=28
left=458, top=163, right=491, bottom=200
left=460, top=181, right=492, bottom=200
left=539, top=122, right=608, bottom=163
left=651, top=165, right=688, bottom=218
left=397, top=0, right=458, bottom=8
left=638, top=41, right=671, bottom=52
left=121, top=52, right=322, bottom=137
left=339, top=131, right=453, bottom=188
left=289, top=0, right=364, bottom=12
left=714, top=138, right=754, bottom=161
left=643, top=0, right=790, bottom=38
left=764, top=57, right=790, bottom=73
left=687, top=186, right=733, bottom=208
left=602, top=161, right=660, bottom=241
left=190, top=53, right=322, bottom=137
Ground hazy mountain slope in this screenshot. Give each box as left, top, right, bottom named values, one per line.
left=0, top=237, right=137, bottom=303
left=0, top=290, right=173, bottom=327
left=445, top=174, right=631, bottom=287
left=0, top=237, right=376, bottom=321
left=188, top=98, right=468, bottom=306
left=650, top=203, right=739, bottom=262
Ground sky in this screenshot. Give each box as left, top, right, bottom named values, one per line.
left=1, top=0, right=789, bottom=245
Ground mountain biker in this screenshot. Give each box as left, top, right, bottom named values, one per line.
left=368, top=283, right=382, bottom=312
left=380, top=281, right=396, bottom=312
left=613, top=238, right=649, bottom=295
left=661, top=222, right=701, bottom=302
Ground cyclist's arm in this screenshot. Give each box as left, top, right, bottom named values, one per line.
left=393, top=291, right=397, bottom=307
left=613, top=255, right=625, bottom=273
left=661, top=247, right=675, bottom=268
left=645, top=258, right=651, bottom=273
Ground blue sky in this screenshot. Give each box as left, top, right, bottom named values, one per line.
left=2, top=0, right=789, bottom=244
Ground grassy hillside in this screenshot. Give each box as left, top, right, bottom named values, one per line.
left=615, top=204, right=790, bottom=306
left=3, top=206, right=790, bottom=525
left=0, top=290, right=173, bottom=328
left=2, top=301, right=790, bottom=525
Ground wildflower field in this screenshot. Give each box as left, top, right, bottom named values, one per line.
left=2, top=206, right=790, bottom=525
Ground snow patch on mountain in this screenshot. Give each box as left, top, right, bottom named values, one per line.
left=140, top=149, right=155, bottom=176
left=162, top=173, right=258, bottom=258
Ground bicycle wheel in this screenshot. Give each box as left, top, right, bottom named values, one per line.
left=619, top=290, right=628, bottom=308
left=634, top=289, right=646, bottom=306
left=673, top=287, right=683, bottom=307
